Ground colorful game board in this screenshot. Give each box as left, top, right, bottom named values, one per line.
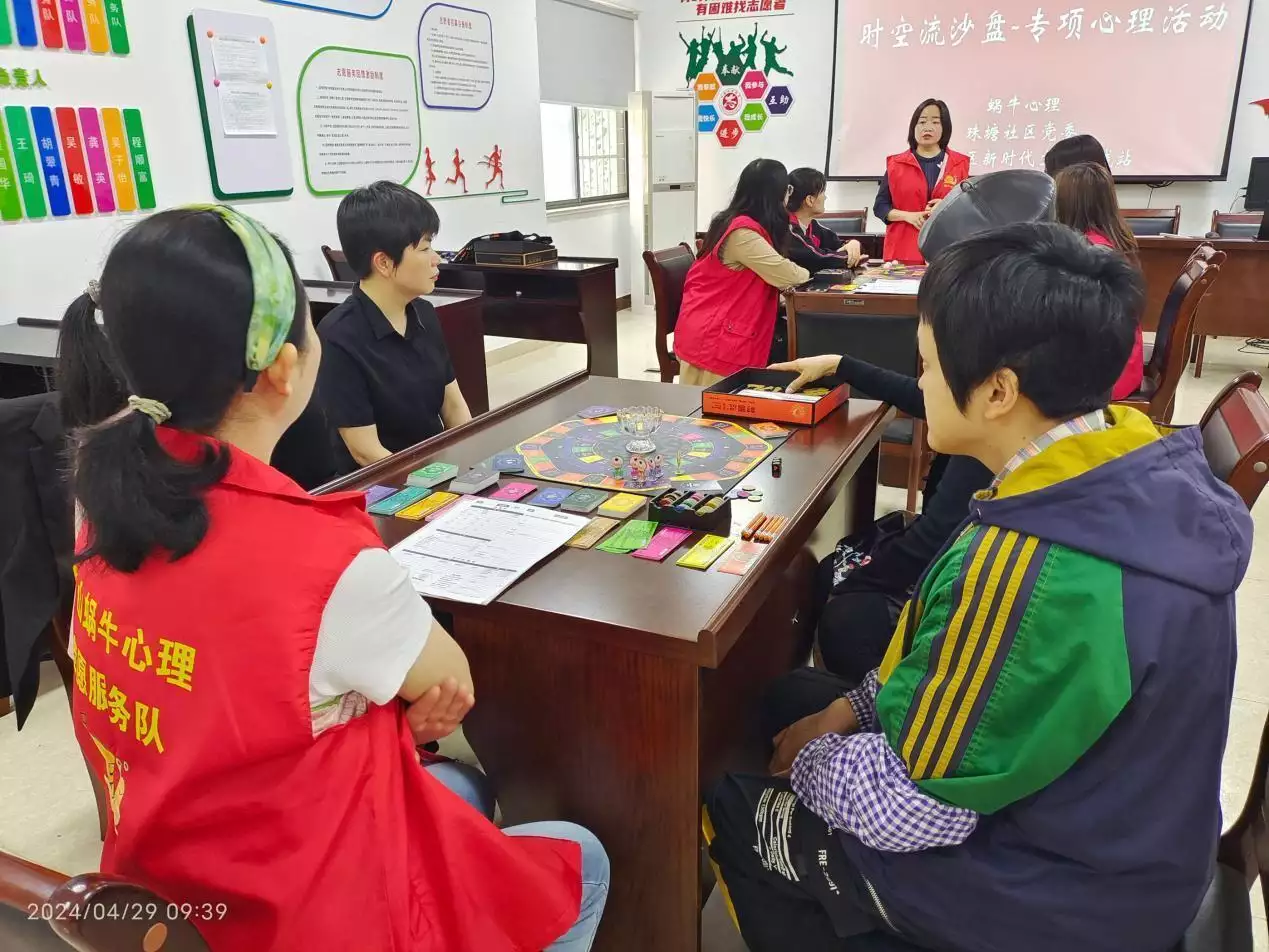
left=517, top=414, right=772, bottom=493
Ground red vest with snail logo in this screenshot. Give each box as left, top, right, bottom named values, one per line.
left=71, top=427, right=581, bottom=952
left=882, top=149, right=971, bottom=265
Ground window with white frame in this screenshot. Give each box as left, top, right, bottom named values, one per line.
left=541, top=103, right=629, bottom=209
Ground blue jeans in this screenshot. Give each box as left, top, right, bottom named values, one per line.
left=505, top=822, right=610, bottom=952
left=425, top=760, right=497, bottom=819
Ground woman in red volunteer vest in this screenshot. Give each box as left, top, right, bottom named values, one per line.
left=1054, top=160, right=1144, bottom=400
left=59, top=205, right=608, bottom=952
left=873, top=98, right=971, bottom=265
left=674, top=158, right=811, bottom=385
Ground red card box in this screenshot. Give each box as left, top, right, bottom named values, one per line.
left=701, top=369, right=849, bottom=426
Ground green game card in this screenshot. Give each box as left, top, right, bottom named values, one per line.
left=104, top=0, right=130, bottom=54
left=122, top=109, right=154, bottom=208
left=3, top=107, right=44, bottom=219
left=0, top=1, right=13, bottom=46
left=597, top=519, right=657, bottom=554
left=0, top=118, right=21, bottom=222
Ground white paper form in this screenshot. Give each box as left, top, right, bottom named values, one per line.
left=218, top=83, right=277, bottom=137
left=390, top=497, right=588, bottom=605
left=856, top=278, right=922, bottom=295
left=211, top=33, right=270, bottom=82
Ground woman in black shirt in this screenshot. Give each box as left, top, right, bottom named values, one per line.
left=785, top=167, right=862, bottom=275
left=318, top=182, right=472, bottom=470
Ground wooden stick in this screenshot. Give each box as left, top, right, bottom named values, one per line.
left=741, top=512, right=767, bottom=542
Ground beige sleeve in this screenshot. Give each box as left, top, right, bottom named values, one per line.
left=721, top=229, right=811, bottom=290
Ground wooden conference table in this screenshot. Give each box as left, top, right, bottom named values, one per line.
left=320, top=372, right=893, bottom=952
left=435, top=257, right=620, bottom=377
left=303, top=281, right=490, bottom=416
left=1136, top=236, right=1269, bottom=339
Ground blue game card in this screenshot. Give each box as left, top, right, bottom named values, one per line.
left=526, top=487, right=573, bottom=508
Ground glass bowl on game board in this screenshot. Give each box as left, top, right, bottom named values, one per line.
left=617, top=406, right=664, bottom=455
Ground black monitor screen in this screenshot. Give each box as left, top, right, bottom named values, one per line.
left=1249, top=157, right=1269, bottom=212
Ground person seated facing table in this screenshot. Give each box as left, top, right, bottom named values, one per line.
left=704, top=222, right=1251, bottom=952
left=786, top=167, right=863, bottom=274
left=58, top=205, right=608, bottom=952
left=1054, top=161, right=1143, bottom=400
left=1044, top=132, right=1112, bottom=176
left=873, top=99, right=971, bottom=265
left=768, top=352, right=992, bottom=685
left=673, top=158, right=811, bottom=386
left=318, top=180, right=472, bottom=471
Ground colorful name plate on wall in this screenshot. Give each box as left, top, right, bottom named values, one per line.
left=260, top=0, right=392, bottom=19
left=0, top=103, right=154, bottom=221
left=1, top=0, right=130, bottom=54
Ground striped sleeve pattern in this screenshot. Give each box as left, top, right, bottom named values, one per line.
left=888, top=525, right=1049, bottom=785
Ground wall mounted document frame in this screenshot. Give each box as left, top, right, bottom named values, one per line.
left=186, top=9, right=294, bottom=200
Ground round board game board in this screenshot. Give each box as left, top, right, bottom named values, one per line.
left=517, top=414, right=772, bottom=493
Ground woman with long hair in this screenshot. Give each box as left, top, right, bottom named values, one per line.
left=873, top=98, right=971, bottom=264
left=673, top=158, right=810, bottom=385
left=59, top=205, right=608, bottom=952
left=785, top=167, right=863, bottom=274
left=1054, top=161, right=1143, bottom=400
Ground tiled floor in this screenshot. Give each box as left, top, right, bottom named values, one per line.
left=2, top=314, right=1266, bottom=950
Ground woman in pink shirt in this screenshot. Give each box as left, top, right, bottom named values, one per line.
left=1054, top=161, right=1143, bottom=400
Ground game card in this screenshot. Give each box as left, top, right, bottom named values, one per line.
left=566, top=516, right=619, bottom=549
left=749, top=422, right=791, bottom=439
left=561, top=488, right=609, bottom=514
left=526, top=487, right=573, bottom=509
left=598, top=492, right=646, bottom=518
left=490, top=482, right=537, bottom=502
left=397, top=491, right=459, bottom=521
left=364, top=485, right=398, bottom=508
left=715, top=541, right=763, bottom=576
left=576, top=405, right=617, bottom=419
left=407, top=462, right=459, bottom=489
left=493, top=453, right=525, bottom=473
left=597, top=519, right=657, bottom=554
left=632, top=526, right=693, bottom=562
left=676, top=534, right=735, bottom=570
left=368, top=486, right=433, bottom=516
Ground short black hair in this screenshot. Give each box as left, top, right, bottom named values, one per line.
left=787, top=167, right=827, bottom=213
left=337, top=181, right=440, bottom=279
left=908, top=98, right=952, bottom=152
left=1044, top=134, right=1111, bottom=176
left=918, top=221, right=1143, bottom=419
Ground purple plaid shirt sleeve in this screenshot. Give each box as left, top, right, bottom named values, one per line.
left=790, top=728, right=979, bottom=853
left=843, top=669, right=881, bottom=732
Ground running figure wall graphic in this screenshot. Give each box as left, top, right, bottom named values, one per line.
left=444, top=148, right=468, bottom=193
left=423, top=147, right=438, bottom=195
left=480, top=144, right=505, bottom=189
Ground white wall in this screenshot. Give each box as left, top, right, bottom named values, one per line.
left=548, top=201, right=635, bottom=297
left=636, top=0, right=1269, bottom=236
left=0, top=0, right=643, bottom=323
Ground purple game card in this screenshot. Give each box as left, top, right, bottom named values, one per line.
left=365, top=485, right=397, bottom=508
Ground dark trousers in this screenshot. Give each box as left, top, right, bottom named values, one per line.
left=704, top=669, right=921, bottom=952
left=812, top=552, right=905, bottom=685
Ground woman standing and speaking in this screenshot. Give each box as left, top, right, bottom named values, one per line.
left=873, top=98, right=971, bottom=264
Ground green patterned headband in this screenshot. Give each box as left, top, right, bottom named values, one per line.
left=188, top=204, right=296, bottom=373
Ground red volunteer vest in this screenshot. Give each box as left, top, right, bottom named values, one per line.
left=673, top=215, right=782, bottom=377
left=71, top=429, right=581, bottom=952
left=882, top=149, right=971, bottom=265
left=1085, top=229, right=1145, bottom=399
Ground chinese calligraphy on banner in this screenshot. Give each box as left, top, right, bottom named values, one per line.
left=0, top=103, right=155, bottom=222
left=829, top=1, right=1250, bottom=179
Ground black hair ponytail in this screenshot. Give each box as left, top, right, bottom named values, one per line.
left=60, top=208, right=307, bottom=573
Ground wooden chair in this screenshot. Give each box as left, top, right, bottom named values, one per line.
left=1208, top=210, right=1264, bottom=240
left=320, top=245, right=358, bottom=283
left=642, top=243, right=696, bottom=383
left=0, top=851, right=211, bottom=951
left=1197, top=372, right=1269, bottom=509
left=1177, top=699, right=1269, bottom=950
left=1122, top=205, right=1182, bottom=237
left=1117, top=246, right=1224, bottom=423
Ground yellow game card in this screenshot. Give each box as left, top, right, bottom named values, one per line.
left=566, top=516, right=619, bottom=549
left=397, top=492, right=459, bottom=520
left=598, top=492, right=645, bottom=519
left=676, top=534, right=734, bottom=570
